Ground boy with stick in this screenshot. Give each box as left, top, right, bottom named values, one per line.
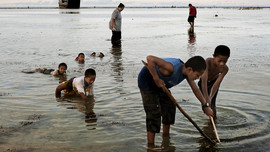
left=198, top=45, right=230, bottom=120
left=138, top=55, right=213, bottom=147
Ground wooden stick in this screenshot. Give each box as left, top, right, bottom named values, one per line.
left=142, top=60, right=216, bottom=145
left=210, top=116, right=221, bottom=143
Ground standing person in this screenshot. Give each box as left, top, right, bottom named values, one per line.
left=188, top=3, right=197, bottom=33
left=198, top=45, right=230, bottom=120
left=109, top=3, right=125, bottom=47
left=138, top=55, right=213, bottom=148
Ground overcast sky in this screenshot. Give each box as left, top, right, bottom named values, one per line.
left=0, top=0, right=269, bottom=7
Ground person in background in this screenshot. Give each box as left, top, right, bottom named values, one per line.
left=198, top=45, right=230, bottom=120
left=75, top=53, right=85, bottom=64
left=188, top=3, right=197, bottom=33
left=35, top=62, right=67, bottom=76
left=109, top=3, right=125, bottom=47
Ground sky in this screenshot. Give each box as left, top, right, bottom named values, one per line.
left=0, top=0, right=269, bottom=7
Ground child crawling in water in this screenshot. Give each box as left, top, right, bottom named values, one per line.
left=35, top=62, right=67, bottom=76
left=55, top=68, right=96, bottom=100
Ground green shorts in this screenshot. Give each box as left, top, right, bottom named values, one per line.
left=140, top=89, right=176, bottom=133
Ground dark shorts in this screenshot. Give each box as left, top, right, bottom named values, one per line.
left=111, top=31, right=121, bottom=46
left=188, top=16, right=195, bottom=22
left=198, top=78, right=219, bottom=107
left=40, top=69, right=54, bottom=74
left=140, top=89, right=176, bottom=133
left=63, top=77, right=75, bottom=93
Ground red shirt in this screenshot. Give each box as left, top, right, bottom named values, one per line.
left=189, top=6, right=197, bottom=17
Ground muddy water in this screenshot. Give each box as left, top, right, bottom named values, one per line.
left=0, top=8, right=270, bottom=151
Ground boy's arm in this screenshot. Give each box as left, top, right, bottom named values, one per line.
left=209, top=66, right=229, bottom=100
left=110, top=18, right=114, bottom=30
left=146, top=55, right=174, bottom=88
left=55, top=83, right=67, bottom=98
left=50, top=70, right=58, bottom=76
left=79, top=92, right=87, bottom=100
left=187, top=79, right=213, bottom=117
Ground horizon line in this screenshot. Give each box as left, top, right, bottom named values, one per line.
left=0, top=6, right=269, bottom=9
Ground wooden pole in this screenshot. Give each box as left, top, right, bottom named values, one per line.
left=210, top=116, right=221, bottom=143
left=142, top=60, right=216, bottom=144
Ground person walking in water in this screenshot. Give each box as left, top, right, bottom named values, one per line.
left=188, top=3, right=197, bottom=33
left=109, top=3, right=125, bottom=47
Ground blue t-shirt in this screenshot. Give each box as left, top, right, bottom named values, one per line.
left=138, top=58, right=186, bottom=91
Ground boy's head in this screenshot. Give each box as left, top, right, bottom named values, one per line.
left=84, top=68, right=96, bottom=85
left=58, top=62, right=67, bottom=75
left=213, top=45, right=230, bottom=67
left=118, top=3, right=125, bottom=11
left=98, top=52, right=104, bottom=58
left=185, top=56, right=206, bottom=80
left=78, top=53, right=85, bottom=64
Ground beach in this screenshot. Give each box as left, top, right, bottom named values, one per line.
left=0, top=7, right=270, bottom=151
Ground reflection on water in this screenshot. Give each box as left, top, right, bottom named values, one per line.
left=198, top=122, right=218, bottom=152
left=161, top=136, right=176, bottom=152
left=59, top=10, right=80, bottom=14
left=58, top=96, right=97, bottom=130
left=110, top=46, right=123, bottom=83
left=187, top=30, right=196, bottom=57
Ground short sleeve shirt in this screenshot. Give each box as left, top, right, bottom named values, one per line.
left=50, top=70, right=59, bottom=76
left=138, top=58, right=186, bottom=91
left=111, top=8, right=122, bottom=31
left=72, top=76, right=94, bottom=96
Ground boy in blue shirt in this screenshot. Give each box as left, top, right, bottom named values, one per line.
left=138, top=55, right=213, bottom=147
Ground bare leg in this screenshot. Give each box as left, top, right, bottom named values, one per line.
left=190, top=22, right=194, bottom=33
left=147, top=131, right=155, bottom=146
left=163, top=124, right=170, bottom=137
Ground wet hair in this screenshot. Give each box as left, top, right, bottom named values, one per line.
left=214, top=45, right=230, bottom=57
left=185, top=56, right=206, bottom=72
left=99, top=52, right=104, bottom=57
left=91, top=52, right=96, bottom=56
left=78, top=53, right=85, bottom=57
left=58, top=62, right=67, bottom=69
left=85, top=68, right=96, bottom=77
left=118, top=3, right=125, bottom=8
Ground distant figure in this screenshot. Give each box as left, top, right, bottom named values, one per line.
left=55, top=68, right=96, bottom=100
left=75, top=53, right=85, bottom=64
left=109, top=3, right=125, bottom=47
left=35, top=62, right=67, bottom=76
left=188, top=3, right=197, bottom=33
left=91, top=52, right=96, bottom=57
left=198, top=45, right=230, bottom=120
left=98, top=52, right=104, bottom=58
left=91, top=52, right=104, bottom=58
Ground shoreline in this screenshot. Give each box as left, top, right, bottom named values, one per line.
left=0, top=6, right=269, bottom=9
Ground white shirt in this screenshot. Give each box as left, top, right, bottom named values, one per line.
left=72, top=76, right=94, bottom=96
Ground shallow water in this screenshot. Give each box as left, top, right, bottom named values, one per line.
left=0, top=7, right=270, bottom=151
